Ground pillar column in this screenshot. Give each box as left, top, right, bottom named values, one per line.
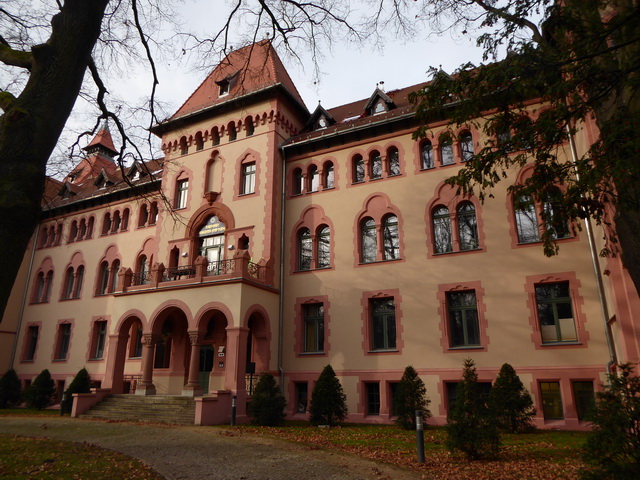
left=182, top=332, right=203, bottom=397
left=102, top=332, right=129, bottom=393
left=224, top=326, right=249, bottom=421
left=136, top=334, right=157, bottom=395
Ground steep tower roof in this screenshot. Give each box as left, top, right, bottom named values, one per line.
left=83, top=121, right=118, bottom=157
left=171, top=40, right=307, bottom=120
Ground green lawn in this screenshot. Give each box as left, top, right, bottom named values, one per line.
left=234, top=423, right=591, bottom=480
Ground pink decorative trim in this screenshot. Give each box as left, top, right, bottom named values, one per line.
left=359, top=288, right=404, bottom=355
left=293, top=295, right=331, bottom=356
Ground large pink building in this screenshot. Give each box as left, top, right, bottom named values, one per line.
left=2, top=41, right=639, bottom=427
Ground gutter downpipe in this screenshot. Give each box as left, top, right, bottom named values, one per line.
left=566, top=125, right=617, bottom=375
left=277, top=145, right=287, bottom=389
left=10, top=223, right=40, bottom=369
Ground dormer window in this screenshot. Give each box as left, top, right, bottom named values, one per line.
left=373, top=100, right=386, bottom=115
left=132, top=170, right=140, bottom=181
left=317, top=116, right=328, bottom=129
left=219, top=80, right=230, bottom=96
left=68, top=173, right=77, bottom=184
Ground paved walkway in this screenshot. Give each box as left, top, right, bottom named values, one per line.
left=0, top=417, right=421, bottom=480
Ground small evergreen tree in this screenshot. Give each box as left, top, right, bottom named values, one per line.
left=309, top=365, right=348, bottom=426
left=61, top=368, right=92, bottom=415
left=446, top=358, right=500, bottom=460
left=0, top=369, right=22, bottom=408
left=489, top=363, right=536, bottom=433
left=393, top=365, right=431, bottom=430
left=581, top=363, right=640, bottom=480
left=247, top=373, right=286, bottom=426
left=24, top=369, right=55, bottom=410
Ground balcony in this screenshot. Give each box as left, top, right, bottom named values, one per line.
left=117, top=250, right=273, bottom=294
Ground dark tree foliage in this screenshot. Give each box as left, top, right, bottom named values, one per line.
left=581, top=363, right=640, bottom=480
left=489, top=363, right=536, bottom=433
left=247, top=372, right=286, bottom=426
left=24, top=369, right=55, bottom=410
left=0, top=368, right=22, bottom=408
left=60, top=368, right=92, bottom=415
left=411, top=1, right=640, bottom=297
left=309, top=365, right=348, bottom=426
left=393, top=365, right=431, bottom=430
left=446, top=358, right=500, bottom=460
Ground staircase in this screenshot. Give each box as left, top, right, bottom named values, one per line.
left=80, top=394, right=196, bottom=425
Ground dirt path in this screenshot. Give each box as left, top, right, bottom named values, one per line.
left=0, top=417, right=422, bottom=480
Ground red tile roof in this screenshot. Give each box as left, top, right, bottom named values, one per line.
left=83, top=125, right=118, bottom=156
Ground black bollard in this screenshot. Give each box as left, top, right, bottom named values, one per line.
left=231, top=395, right=237, bottom=426
left=416, top=410, right=425, bottom=463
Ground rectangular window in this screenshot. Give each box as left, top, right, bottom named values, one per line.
left=92, top=321, right=107, bottom=359
left=175, top=179, right=189, bottom=209
left=241, top=162, right=256, bottom=194
left=303, top=303, right=324, bottom=353
left=25, top=325, right=39, bottom=361
left=56, top=323, right=71, bottom=360
left=535, top=282, right=577, bottom=343
left=371, top=298, right=396, bottom=350
left=572, top=381, right=596, bottom=421
left=295, top=382, right=308, bottom=413
left=447, top=291, right=480, bottom=347
left=366, top=383, right=381, bottom=415
left=540, top=381, right=564, bottom=419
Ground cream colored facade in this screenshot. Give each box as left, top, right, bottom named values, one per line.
left=3, top=41, right=639, bottom=428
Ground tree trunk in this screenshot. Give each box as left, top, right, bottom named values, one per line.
left=0, top=0, right=109, bottom=319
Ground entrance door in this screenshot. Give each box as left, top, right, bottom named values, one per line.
left=199, top=345, right=214, bottom=394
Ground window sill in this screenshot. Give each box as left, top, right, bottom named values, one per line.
left=127, top=356, right=142, bottom=360
left=238, top=192, right=256, bottom=197
left=540, top=341, right=582, bottom=346
left=53, top=359, right=68, bottom=362
left=433, top=248, right=482, bottom=256
left=294, top=266, right=332, bottom=273
left=448, top=345, right=483, bottom=350
left=88, top=357, right=104, bottom=361
left=299, top=351, right=325, bottom=356
left=368, top=349, right=398, bottom=353
left=358, top=258, right=402, bottom=265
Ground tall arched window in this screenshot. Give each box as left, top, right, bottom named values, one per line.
left=78, top=219, right=87, bottom=239
left=317, top=226, right=331, bottom=269
left=421, top=141, right=434, bottom=169
left=298, top=228, right=312, bottom=271
left=308, top=165, right=319, bottom=192
left=439, top=137, right=454, bottom=165
left=86, top=218, right=94, bottom=239
left=460, top=131, right=474, bottom=162
left=35, top=272, right=45, bottom=302
left=138, top=204, right=149, bottom=227
left=543, top=188, right=570, bottom=239
left=353, top=154, right=365, bottom=183
left=293, top=168, right=303, bottom=195
left=361, top=217, right=377, bottom=263
left=195, top=132, right=204, bottom=150
left=43, top=271, right=53, bottom=302
left=63, top=267, right=75, bottom=299
left=382, top=215, right=400, bottom=260
left=245, top=117, right=254, bottom=137
left=73, top=266, right=84, bottom=298
left=515, top=195, right=539, bottom=243
left=121, top=208, right=130, bottom=230
left=110, top=260, right=120, bottom=293
left=149, top=202, right=158, bottom=224
left=112, top=211, right=121, bottom=232
left=433, top=206, right=453, bottom=253
left=457, top=202, right=479, bottom=250
left=98, top=261, right=110, bottom=295
left=370, top=151, right=382, bottom=179
left=68, top=221, right=78, bottom=243
left=102, top=213, right=111, bottom=235
left=228, top=122, right=237, bottom=141
left=136, top=255, right=149, bottom=285
left=387, top=147, right=400, bottom=176
left=323, top=161, right=334, bottom=189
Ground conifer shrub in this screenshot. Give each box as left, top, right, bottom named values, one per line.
left=446, top=358, right=500, bottom=460
left=309, top=365, right=348, bottom=426
left=393, top=365, right=431, bottom=430
left=581, top=363, right=640, bottom=480
left=489, top=363, right=536, bottom=433
left=61, top=368, right=92, bottom=415
left=24, top=369, right=55, bottom=410
left=247, top=373, right=286, bottom=426
left=0, top=369, right=22, bottom=408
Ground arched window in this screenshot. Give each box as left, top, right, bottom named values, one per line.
left=98, top=261, right=110, bottom=295
left=73, top=266, right=84, bottom=298
left=293, top=168, right=303, bottom=195
left=515, top=195, right=539, bottom=243
left=35, top=272, right=45, bottom=302
left=245, top=117, right=254, bottom=137
left=439, top=137, right=454, bottom=165
left=63, top=267, right=75, bottom=299
left=353, top=155, right=365, bottom=183
left=175, top=178, right=189, bottom=209
left=387, top=147, right=400, bottom=176
left=102, top=213, right=111, bottom=235
left=317, top=226, right=331, bottom=269
left=323, top=161, right=334, bottom=189
left=382, top=215, right=400, bottom=260
left=308, top=165, right=319, bottom=192
left=86, top=218, right=94, bottom=239
left=460, top=131, right=474, bottom=162
left=457, top=202, right=479, bottom=250
left=138, top=204, right=149, bottom=227
left=110, top=260, right=120, bottom=293
left=228, top=122, right=237, bottom=141
left=121, top=208, right=130, bottom=230
left=136, top=255, right=149, bottom=285
left=421, top=141, right=434, bottom=169
left=78, top=219, right=87, bottom=240
left=433, top=206, right=453, bottom=253
left=68, top=221, right=78, bottom=243
left=298, top=228, right=312, bottom=271
left=112, top=211, right=121, bottom=232
left=149, top=202, right=158, bottom=224
left=211, top=127, right=220, bottom=146
left=43, top=271, right=53, bottom=302
left=195, top=132, right=204, bottom=151
left=179, top=137, right=188, bottom=155
left=370, top=150, right=382, bottom=179
left=543, top=188, right=570, bottom=239
left=361, top=217, right=377, bottom=263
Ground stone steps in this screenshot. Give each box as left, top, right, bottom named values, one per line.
left=80, top=394, right=196, bottom=425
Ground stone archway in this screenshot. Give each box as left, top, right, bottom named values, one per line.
left=103, top=312, right=146, bottom=394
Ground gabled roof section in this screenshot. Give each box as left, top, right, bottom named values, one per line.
left=171, top=40, right=307, bottom=120
left=305, top=103, right=337, bottom=131
left=363, top=88, right=396, bottom=115
left=67, top=154, right=118, bottom=185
